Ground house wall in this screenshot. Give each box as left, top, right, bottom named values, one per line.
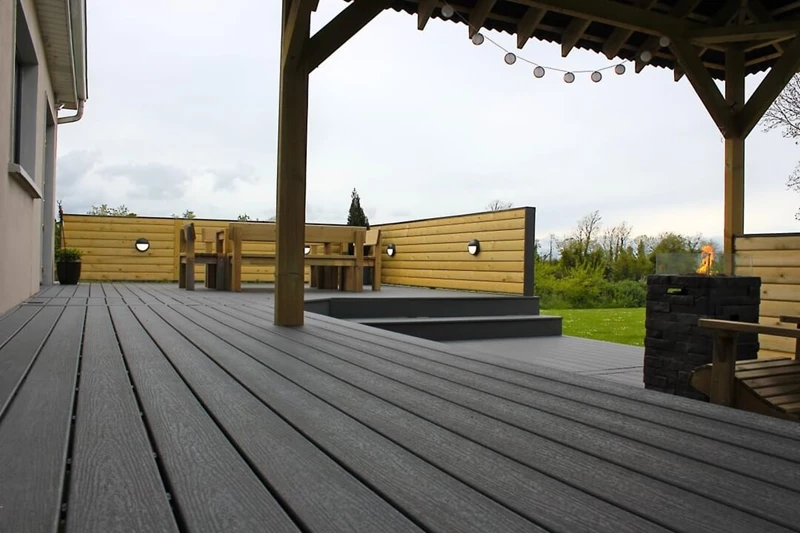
left=734, top=233, right=800, bottom=359
left=0, top=0, right=58, bottom=315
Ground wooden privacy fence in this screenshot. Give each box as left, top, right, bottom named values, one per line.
left=733, top=233, right=800, bottom=359
left=62, top=207, right=536, bottom=295
left=375, top=207, right=535, bottom=295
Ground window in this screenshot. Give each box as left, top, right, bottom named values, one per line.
left=10, top=1, right=38, bottom=174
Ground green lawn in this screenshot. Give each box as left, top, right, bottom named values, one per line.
left=542, top=308, right=645, bottom=346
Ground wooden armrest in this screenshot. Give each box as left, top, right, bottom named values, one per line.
left=779, top=315, right=800, bottom=325
left=698, top=319, right=800, bottom=339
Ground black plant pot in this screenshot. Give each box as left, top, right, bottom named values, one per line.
left=56, top=261, right=82, bottom=285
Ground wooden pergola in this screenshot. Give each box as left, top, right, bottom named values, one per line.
left=276, top=0, right=800, bottom=326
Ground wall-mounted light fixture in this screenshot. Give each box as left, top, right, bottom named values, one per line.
left=304, top=245, right=311, bottom=255
left=386, top=243, right=396, bottom=257
left=135, top=238, right=150, bottom=252
left=467, top=239, right=480, bottom=256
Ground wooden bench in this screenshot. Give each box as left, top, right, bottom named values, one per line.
left=692, top=318, right=800, bottom=421
left=226, top=223, right=366, bottom=292
left=314, top=228, right=381, bottom=291
left=178, top=223, right=223, bottom=291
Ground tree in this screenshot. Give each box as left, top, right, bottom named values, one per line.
left=87, top=204, right=137, bottom=217
left=575, top=210, right=602, bottom=260
left=762, top=73, right=800, bottom=219
left=182, top=210, right=196, bottom=219
left=600, top=222, right=631, bottom=263
left=486, top=200, right=513, bottom=211
left=347, top=188, right=369, bottom=227
left=237, top=213, right=251, bottom=221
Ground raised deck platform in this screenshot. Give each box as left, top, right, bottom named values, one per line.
left=1, top=283, right=799, bottom=533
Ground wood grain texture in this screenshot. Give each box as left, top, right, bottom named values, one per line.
left=0, top=307, right=84, bottom=533
left=66, top=306, right=178, bottom=533
left=142, top=304, right=423, bottom=533
left=0, top=306, right=62, bottom=417
left=165, top=304, right=543, bottom=533
left=179, top=306, right=665, bottom=533
left=196, top=303, right=797, bottom=533
left=0, top=304, right=40, bottom=347
left=109, top=305, right=300, bottom=533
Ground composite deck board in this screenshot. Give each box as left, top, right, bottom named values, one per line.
left=6, top=283, right=800, bottom=533
left=164, top=305, right=545, bottom=533
left=102, top=283, right=121, bottom=297
left=293, top=312, right=800, bottom=493
left=74, top=284, right=90, bottom=297
left=0, top=304, right=40, bottom=347
left=170, top=305, right=667, bottom=533
left=0, top=306, right=62, bottom=417
left=297, top=307, right=800, bottom=456
left=66, top=306, right=178, bottom=533
left=108, top=305, right=300, bottom=533
left=187, top=303, right=795, bottom=533
left=0, top=307, right=84, bottom=532
left=140, top=304, right=424, bottom=533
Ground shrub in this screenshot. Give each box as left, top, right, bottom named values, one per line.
left=55, top=248, right=82, bottom=262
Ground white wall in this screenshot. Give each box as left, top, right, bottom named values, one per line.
left=0, top=0, right=58, bottom=315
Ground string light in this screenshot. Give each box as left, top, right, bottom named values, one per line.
left=438, top=1, right=636, bottom=83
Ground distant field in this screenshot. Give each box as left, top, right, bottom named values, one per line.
left=543, top=308, right=645, bottom=346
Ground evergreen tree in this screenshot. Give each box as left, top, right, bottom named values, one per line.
left=347, top=188, right=369, bottom=228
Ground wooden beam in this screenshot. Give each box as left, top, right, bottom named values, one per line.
left=602, top=0, right=658, bottom=59
left=748, top=0, right=785, bottom=52
left=632, top=0, right=702, bottom=72
left=517, top=0, right=694, bottom=37
left=306, top=0, right=393, bottom=72
left=692, top=1, right=747, bottom=72
left=469, top=0, right=497, bottom=39
left=686, top=19, right=800, bottom=45
left=282, top=0, right=315, bottom=70
left=516, top=7, right=546, bottom=49
left=275, top=0, right=312, bottom=326
left=417, top=0, right=437, bottom=31
left=738, top=36, right=800, bottom=137
left=710, top=331, right=737, bottom=406
left=561, top=18, right=591, bottom=56
left=724, top=45, right=745, bottom=276
left=669, top=38, right=736, bottom=136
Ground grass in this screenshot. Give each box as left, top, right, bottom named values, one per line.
left=542, top=308, right=645, bottom=347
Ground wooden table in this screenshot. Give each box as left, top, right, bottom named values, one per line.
left=222, top=222, right=366, bottom=292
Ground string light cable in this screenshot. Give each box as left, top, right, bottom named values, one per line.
left=438, top=2, right=671, bottom=83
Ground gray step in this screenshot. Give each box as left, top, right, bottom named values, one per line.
left=305, top=296, right=540, bottom=319
left=350, top=315, right=562, bottom=341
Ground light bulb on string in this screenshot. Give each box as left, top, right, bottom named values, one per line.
left=441, top=5, right=454, bottom=19
left=591, top=71, right=602, bottom=83
left=533, top=66, right=545, bottom=78
left=564, top=72, right=575, bottom=83
left=615, top=64, right=626, bottom=75
left=640, top=50, right=653, bottom=63
left=471, top=33, right=484, bottom=45
left=659, top=35, right=671, bottom=48
left=504, top=52, right=516, bottom=65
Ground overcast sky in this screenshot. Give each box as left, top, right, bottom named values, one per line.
left=55, top=0, right=800, bottom=244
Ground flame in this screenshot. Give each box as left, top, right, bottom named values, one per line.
left=696, top=245, right=715, bottom=275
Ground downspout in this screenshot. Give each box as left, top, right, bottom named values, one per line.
left=57, top=99, right=84, bottom=124
left=57, top=0, right=85, bottom=125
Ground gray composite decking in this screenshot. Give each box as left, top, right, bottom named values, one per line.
left=1, top=284, right=800, bottom=533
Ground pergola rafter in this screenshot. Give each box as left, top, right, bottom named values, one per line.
left=274, top=0, right=800, bottom=326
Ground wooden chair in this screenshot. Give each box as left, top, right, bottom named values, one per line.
left=178, top=223, right=222, bottom=291
left=363, top=228, right=382, bottom=291
left=692, top=318, right=800, bottom=421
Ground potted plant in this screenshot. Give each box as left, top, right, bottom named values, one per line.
left=55, top=247, right=83, bottom=285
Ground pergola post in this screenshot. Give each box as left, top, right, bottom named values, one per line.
left=724, top=45, right=745, bottom=276
left=275, top=0, right=312, bottom=326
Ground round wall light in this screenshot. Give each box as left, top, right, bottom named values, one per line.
left=135, top=238, right=150, bottom=252
left=467, top=239, right=480, bottom=256
left=386, top=243, right=396, bottom=257
left=304, top=245, right=311, bottom=255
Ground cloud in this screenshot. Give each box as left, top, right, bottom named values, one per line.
left=52, top=0, right=800, bottom=241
